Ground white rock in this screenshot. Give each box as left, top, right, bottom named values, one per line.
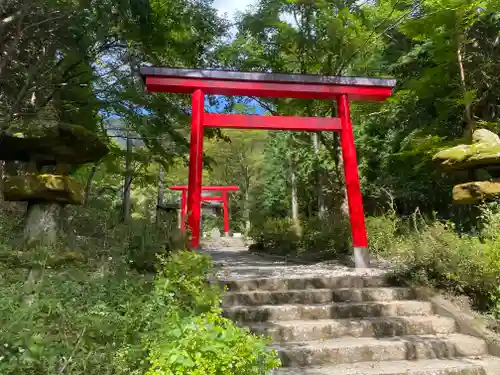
left=473, top=128, right=500, bottom=144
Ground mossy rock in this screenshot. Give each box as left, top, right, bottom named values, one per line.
left=0, top=123, right=108, bottom=165
left=452, top=181, right=500, bottom=204
left=473, top=129, right=500, bottom=144
left=433, top=129, right=500, bottom=170
left=3, top=174, right=84, bottom=204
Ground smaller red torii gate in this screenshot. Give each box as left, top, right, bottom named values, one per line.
left=170, top=185, right=239, bottom=236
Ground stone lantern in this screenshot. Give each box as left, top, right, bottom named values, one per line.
left=433, top=129, right=500, bottom=204
left=0, top=124, right=108, bottom=246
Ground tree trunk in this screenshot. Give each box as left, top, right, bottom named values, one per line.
left=24, top=201, right=63, bottom=247
left=122, top=50, right=141, bottom=222
left=156, top=166, right=165, bottom=225
left=457, top=41, right=476, bottom=184
left=289, top=155, right=302, bottom=236
left=312, top=132, right=326, bottom=218
left=83, top=165, right=97, bottom=206
left=244, top=188, right=251, bottom=234
left=457, top=42, right=474, bottom=141
left=122, top=132, right=133, bottom=221
left=332, top=132, right=350, bottom=217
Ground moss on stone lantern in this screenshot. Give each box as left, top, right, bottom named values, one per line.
left=433, top=129, right=500, bottom=205
left=0, top=124, right=108, bottom=246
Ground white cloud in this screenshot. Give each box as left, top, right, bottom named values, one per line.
left=214, top=0, right=297, bottom=29
left=213, top=0, right=298, bottom=38
left=213, top=0, right=256, bottom=20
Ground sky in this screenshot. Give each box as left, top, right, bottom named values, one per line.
left=213, top=0, right=256, bottom=20
left=213, top=0, right=296, bottom=29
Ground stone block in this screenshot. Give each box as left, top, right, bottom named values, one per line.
left=3, top=174, right=84, bottom=204
left=224, top=301, right=433, bottom=323
left=0, top=123, right=108, bottom=165
left=433, top=142, right=500, bottom=170
left=248, top=316, right=457, bottom=343
left=452, top=181, right=500, bottom=204
left=433, top=129, right=500, bottom=170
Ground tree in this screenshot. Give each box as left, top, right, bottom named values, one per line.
left=215, top=0, right=388, bottom=224
left=357, top=0, right=500, bottom=216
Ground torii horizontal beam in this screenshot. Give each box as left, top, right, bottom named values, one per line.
left=141, top=67, right=396, bottom=101
left=203, top=113, right=342, bottom=131
left=170, top=185, right=239, bottom=191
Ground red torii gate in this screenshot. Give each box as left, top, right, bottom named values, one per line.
left=170, top=185, right=239, bottom=236
left=140, top=67, right=396, bottom=268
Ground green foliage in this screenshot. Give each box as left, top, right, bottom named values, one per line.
left=250, top=213, right=351, bottom=260
left=250, top=217, right=300, bottom=255
left=143, top=250, right=281, bottom=375
left=357, top=0, right=500, bottom=215
left=145, top=311, right=279, bottom=375
left=489, top=286, right=500, bottom=319
left=478, top=201, right=500, bottom=240
left=299, top=217, right=351, bottom=259
left=0, top=263, right=152, bottom=375
left=152, top=251, right=221, bottom=315
left=0, top=246, right=280, bottom=375
left=126, top=220, right=187, bottom=273
left=368, top=210, right=500, bottom=312
left=365, top=213, right=401, bottom=255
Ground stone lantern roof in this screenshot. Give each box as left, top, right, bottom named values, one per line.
left=0, top=123, right=108, bottom=165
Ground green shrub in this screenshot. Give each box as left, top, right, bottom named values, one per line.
left=145, top=311, right=279, bottom=375
left=249, top=214, right=351, bottom=259
left=478, top=201, right=500, bottom=241
left=0, top=248, right=280, bottom=375
left=152, top=250, right=221, bottom=314
left=298, top=215, right=351, bottom=259
left=365, top=213, right=401, bottom=255
left=0, top=263, right=152, bottom=375
left=143, top=250, right=281, bottom=375
left=381, top=218, right=500, bottom=311
left=249, top=217, right=299, bottom=256
left=126, top=221, right=187, bottom=273
left=489, top=286, right=500, bottom=319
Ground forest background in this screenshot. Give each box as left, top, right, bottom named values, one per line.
left=1, top=0, right=500, bottom=373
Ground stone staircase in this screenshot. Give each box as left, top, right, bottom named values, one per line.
left=216, top=259, right=500, bottom=375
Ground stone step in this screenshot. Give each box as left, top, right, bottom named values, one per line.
left=247, top=316, right=457, bottom=342
left=225, top=301, right=433, bottom=322
left=224, top=287, right=416, bottom=307
left=222, top=275, right=388, bottom=292
left=275, top=334, right=487, bottom=367
left=273, top=356, right=500, bottom=375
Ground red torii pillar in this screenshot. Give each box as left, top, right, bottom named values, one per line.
left=170, top=185, right=239, bottom=236
left=140, top=67, right=396, bottom=268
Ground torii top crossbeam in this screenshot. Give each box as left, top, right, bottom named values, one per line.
left=140, top=67, right=396, bottom=268
left=141, top=67, right=395, bottom=101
